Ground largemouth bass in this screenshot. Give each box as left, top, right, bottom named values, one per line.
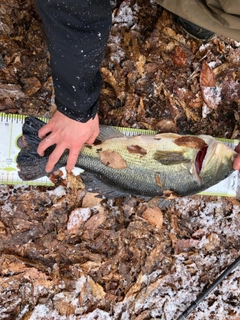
left=17, top=116, right=237, bottom=198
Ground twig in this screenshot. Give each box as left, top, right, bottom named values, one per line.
left=177, top=255, right=240, bottom=320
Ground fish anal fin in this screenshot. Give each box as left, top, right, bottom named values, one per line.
left=80, top=172, right=130, bottom=199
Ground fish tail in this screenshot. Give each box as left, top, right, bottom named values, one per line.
left=17, top=116, right=60, bottom=181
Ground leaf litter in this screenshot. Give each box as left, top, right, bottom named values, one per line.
left=0, top=0, right=240, bottom=319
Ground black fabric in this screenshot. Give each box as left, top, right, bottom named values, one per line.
left=34, top=0, right=112, bottom=122
left=177, top=17, right=215, bottom=40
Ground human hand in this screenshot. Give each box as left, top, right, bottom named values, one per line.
left=37, top=110, right=99, bottom=172
left=233, top=144, right=240, bottom=170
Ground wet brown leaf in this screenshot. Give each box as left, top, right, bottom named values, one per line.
left=0, top=83, right=25, bottom=99
left=142, top=207, right=163, bottom=229
left=21, top=76, right=41, bottom=95
left=66, top=171, right=85, bottom=190
left=84, top=207, right=107, bottom=230
left=101, top=67, right=125, bottom=102
left=174, top=136, right=207, bottom=149
left=163, top=190, right=179, bottom=199
left=127, top=144, right=147, bottom=155
left=201, top=86, right=222, bottom=109
left=156, top=119, right=179, bottom=133
left=227, top=47, right=240, bottom=66
left=136, top=54, right=146, bottom=76
left=53, top=293, right=76, bottom=316
left=82, top=192, right=103, bottom=208
left=221, top=73, right=240, bottom=102
left=200, top=61, right=221, bottom=109
left=170, top=45, right=187, bottom=67
left=174, top=238, right=200, bottom=254
left=99, top=150, right=127, bottom=169
left=200, top=60, right=216, bottom=87
left=67, top=207, right=91, bottom=233
left=155, top=174, right=163, bottom=189
left=204, top=233, right=220, bottom=251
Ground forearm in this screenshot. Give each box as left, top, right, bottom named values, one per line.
left=34, top=0, right=112, bottom=122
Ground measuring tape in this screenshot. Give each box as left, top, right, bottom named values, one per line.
left=0, top=112, right=239, bottom=197
left=0, top=113, right=54, bottom=186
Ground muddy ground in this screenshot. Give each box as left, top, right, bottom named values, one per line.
left=0, top=0, right=240, bottom=319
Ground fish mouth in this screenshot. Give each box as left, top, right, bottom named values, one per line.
left=195, top=136, right=221, bottom=177
left=194, top=137, right=220, bottom=177
left=195, top=146, right=208, bottom=174
left=195, top=137, right=237, bottom=179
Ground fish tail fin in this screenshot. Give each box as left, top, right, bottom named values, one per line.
left=17, top=116, right=59, bottom=181
left=17, top=148, right=49, bottom=181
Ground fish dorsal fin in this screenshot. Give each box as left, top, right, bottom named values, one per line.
left=97, top=125, right=125, bottom=142
left=153, top=150, right=191, bottom=165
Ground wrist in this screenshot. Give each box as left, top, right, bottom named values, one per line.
left=56, top=98, right=99, bottom=123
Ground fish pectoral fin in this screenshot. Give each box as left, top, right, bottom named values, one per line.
left=80, top=172, right=131, bottom=199
left=97, top=125, right=125, bottom=142
left=153, top=150, right=191, bottom=165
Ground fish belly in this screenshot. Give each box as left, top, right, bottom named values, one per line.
left=75, top=154, right=202, bottom=197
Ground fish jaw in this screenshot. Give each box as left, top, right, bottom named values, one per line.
left=198, top=136, right=237, bottom=187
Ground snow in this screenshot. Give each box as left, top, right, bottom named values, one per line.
left=202, top=85, right=222, bottom=108
left=1, top=1, right=240, bottom=319
left=67, top=207, right=91, bottom=231
left=113, top=3, right=135, bottom=28
left=29, top=305, right=68, bottom=320
left=78, top=309, right=112, bottom=320
left=47, top=185, right=66, bottom=198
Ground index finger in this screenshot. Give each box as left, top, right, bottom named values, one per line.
left=233, top=154, right=240, bottom=170
left=235, top=143, right=240, bottom=154
left=38, top=122, right=53, bottom=139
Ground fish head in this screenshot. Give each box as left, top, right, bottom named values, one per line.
left=196, top=135, right=237, bottom=187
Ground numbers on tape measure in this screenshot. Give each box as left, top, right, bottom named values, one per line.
left=0, top=112, right=26, bottom=125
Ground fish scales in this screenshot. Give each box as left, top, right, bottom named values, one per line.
left=17, top=117, right=237, bottom=198
left=65, top=135, right=200, bottom=196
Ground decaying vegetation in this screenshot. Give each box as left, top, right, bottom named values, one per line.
left=0, top=0, right=240, bottom=319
